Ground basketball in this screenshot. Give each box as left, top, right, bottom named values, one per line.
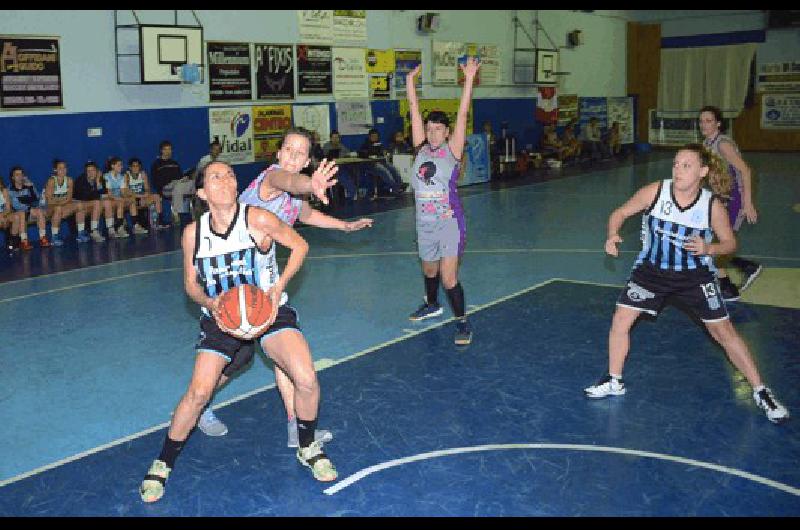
left=215, top=284, right=274, bottom=339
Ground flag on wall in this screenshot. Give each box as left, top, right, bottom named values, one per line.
left=536, top=87, right=558, bottom=125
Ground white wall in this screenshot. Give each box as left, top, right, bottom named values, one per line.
left=0, top=9, right=629, bottom=115
left=626, top=10, right=800, bottom=68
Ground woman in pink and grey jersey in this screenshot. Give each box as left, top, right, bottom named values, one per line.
left=405, top=57, right=480, bottom=346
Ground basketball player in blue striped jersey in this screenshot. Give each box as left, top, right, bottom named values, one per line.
left=197, top=128, right=372, bottom=447
left=140, top=160, right=335, bottom=503
left=584, top=144, right=789, bottom=424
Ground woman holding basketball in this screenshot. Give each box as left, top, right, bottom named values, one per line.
left=405, top=57, right=479, bottom=345
left=140, top=161, right=336, bottom=504
left=197, top=128, right=372, bottom=448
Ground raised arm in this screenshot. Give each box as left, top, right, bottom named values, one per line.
left=448, top=57, right=480, bottom=160
left=605, top=181, right=660, bottom=257
left=405, top=64, right=425, bottom=148
left=262, top=161, right=338, bottom=205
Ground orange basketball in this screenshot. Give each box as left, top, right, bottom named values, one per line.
left=216, top=284, right=273, bottom=339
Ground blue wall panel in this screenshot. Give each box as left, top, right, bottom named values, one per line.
left=1, top=98, right=545, bottom=194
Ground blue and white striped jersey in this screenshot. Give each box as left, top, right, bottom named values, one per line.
left=193, top=203, right=281, bottom=316
left=635, top=179, right=716, bottom=272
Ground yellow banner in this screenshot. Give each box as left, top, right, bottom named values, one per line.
left=365, top=49, right=395, bottom=73
left=252, top=105, right=292, bottom=161
left=398, top=98, right=473, bottom=139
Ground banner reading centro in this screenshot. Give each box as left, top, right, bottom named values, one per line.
left=253, top=105, right=293, bottom=162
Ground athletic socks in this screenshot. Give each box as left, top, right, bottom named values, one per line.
left=425, top=274, right=440, bottom=306
left=90, top=220, right=99, bottom=231
left=445, top=282, right=466, bottom=319
left=157, top=435, right=186, bottom=469
left=77, top=222, right=85, bottom=233
left=297, top=417, right=318, bottom=448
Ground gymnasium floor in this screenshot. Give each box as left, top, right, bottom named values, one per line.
left=1, top=151, right=798, bottom=516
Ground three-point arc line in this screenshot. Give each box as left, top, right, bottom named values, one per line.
left=323, top=443, right=800, bottom=497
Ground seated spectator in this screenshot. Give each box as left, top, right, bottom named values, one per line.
left=542, top=125, right=569, bottom=162
left=8, top=166, right=50, bottom=249
left=607, top=121, right=622, bottom=157
left=309, top=131, right=325, bottom=164
left=388, top=130, right=413, bottom=156
left=150, top=140, right=183, bottom=226
left=562, top=124, right=582, bottom=161
left=44, top=160, right=88, bottom=246
left=1, top=174, right=26, bottom=251
left=125, top=157, right=164, bottom=232
left=583, top=117, right=611, bottom=161
left=104, top=156, right=137, bottom=238
left=358, top=128, right=407, bottom=199
left=72, top=161, right=108, bottom=242
left=195, top=140, right=222, bottom=178
left=322, top=130, right=345, bottom=159
left=481, top=120, right=501, bottom=174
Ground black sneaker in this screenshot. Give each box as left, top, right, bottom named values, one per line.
left=454, top=319, right=473, bottom=345
left=739, top=263, right=763, bottom=293
left=409, top=301, right=444, bottom=321
left=719, top=276, right=740, bottom=302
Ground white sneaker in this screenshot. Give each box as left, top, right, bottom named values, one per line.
left=287, top=416, right=333, bottom=448
left=584, top=374, right=626, bottom=398
left=116, top=226, right=130, bottom=238
left=133, top=224, right=149, bottom=235
left=197, top=407, right=228, bottom=436
left=90, top=230, right=106, bottom=242
left=107, top=227, right=117, bottom=238
left=753, top=387, right=790, bottom=424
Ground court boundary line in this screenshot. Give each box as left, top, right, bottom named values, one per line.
left=0, top=277, right=560, bottom=488
left=5, top=250, right=800, bottom=305
left=321, top=443, right=800, bottom=498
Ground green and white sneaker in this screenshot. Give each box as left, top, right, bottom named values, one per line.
left=297, top=440, right=338, bottom=482
left=139, top=459, right=171, bottom=503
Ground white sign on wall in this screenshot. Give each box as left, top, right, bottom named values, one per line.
left=332, top=47, right=368, bottom=99
left=761, top=93, right=800, bottom=130
left=297, top=10, right=334, bottom=44
left=209, top=107, right=254, bottom=164
left=293, top=104, right=331, bottom=143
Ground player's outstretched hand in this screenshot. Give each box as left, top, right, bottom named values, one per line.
left=311, top=159, right=339, bottom=205
left=343, top=218, right=373, bottom=232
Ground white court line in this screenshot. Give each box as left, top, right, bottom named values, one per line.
left=5, top=247, right=799, bottom=305
left=322, top=443, right=800, bottom=497
left=0, top=268, right=181, bottom=304
left=0, top=278, right=559, bottom=488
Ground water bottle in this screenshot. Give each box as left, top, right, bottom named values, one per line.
left=149, top=204, right=158, bottom=229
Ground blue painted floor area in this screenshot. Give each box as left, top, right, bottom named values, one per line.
left=1, top=281, right=798, bottom=516
left=1, top=150, right=798, bottom=515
